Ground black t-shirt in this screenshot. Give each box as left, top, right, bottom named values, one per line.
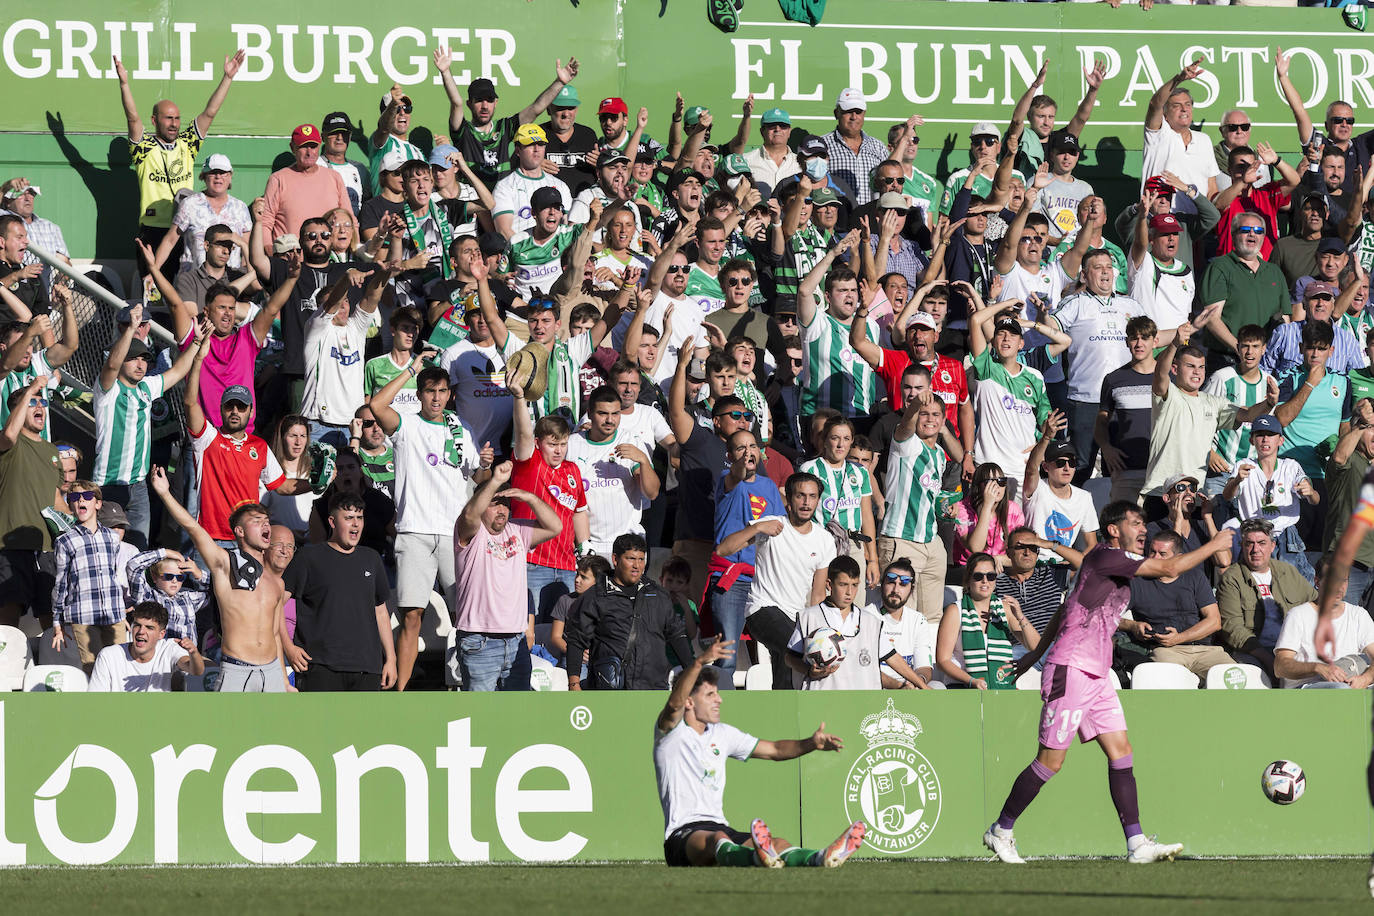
left=675, top=424, right=728, bottom=541
left=310, top=488, right=396, bottom=559
left=423, top=276, right=514, bottom=322
left=270, top=257, right=359, bottom=376
left=1128, top=567, right=1216, bottom=639
left=284, top=542, right=389, bottom=673
left=541, top=121, right=599, bottom=195
left=1100, top=365, right=1154, bottom=471
left=456, top=116, right=521, bottom=190
left=0, top=259, right=50, bottom=317
left=358, top=195, right=406, bottom=235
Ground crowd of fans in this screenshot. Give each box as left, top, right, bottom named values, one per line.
left=3, top=42, right=1374, bottom=694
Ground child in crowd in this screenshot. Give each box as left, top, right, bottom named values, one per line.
left=549, top=554, right=612, bottom=676
left=659, top=554, right=701, bottom=664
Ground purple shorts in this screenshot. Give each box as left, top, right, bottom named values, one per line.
left=1038, top=663, right=1127, bottom=750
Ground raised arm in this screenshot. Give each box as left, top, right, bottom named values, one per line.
left=1066, top=59, right=1107, bottom=137
left=1008, top=60, right=1048, bottom=135
left=1274, top=47, right=1316, bottom=146
left=113, top=56, right=142, bottom=142
left=251, top=249, right=302, bottom=343
left=667, top=335, right=698, bottom=445
left=370, top=347, right=432, bottom=437
left=850, top=286, right=886, bottom=370
left=181, top=319, right=214, bottom=434
left=0, top=376, right=44, bottom=452
left=43, top=287, right=80, bottom=368
left=100, top=303, right=141, bottom=391
left=432, top=47, right=466, bottom=134
left=1021, top=409, right=1065, bottom=499
left=507, top=383, right=536, bottom=462
left=194, top=49, right=245, bottom=137
left=507, top=484, right=565, bottom=547
left=373, top=84, right=410, bottom=149
left=1136, top=527, right=1232, bottom=580
left=247, top=197, right=272, bottom=282
left=135, top=238, right=194, bottom=343
left=727, top=94, right=755, bottom=155
left=1146, top=58, right=1206, bottom=133
left=798, top=230, right=860, bottom=327
left=656, top=638, right=733, bottom=732
left=994, top=192, right=1037, bottom=275
left=518, top=58, right=579, bottom=126
left=716, top=517, right=783, bottom=559
left=456, top=461, right=511, bottom=545
left=150, top=466, right=230, bottom=576
left=1131, top=188, right=1158, bottom=269
left=157, top=318, right=210, bottom=390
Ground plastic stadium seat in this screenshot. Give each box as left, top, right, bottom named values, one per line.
left=22, top=664, right=87, bottom=692
left=1130, top=662, right=1200, bottom=690
left=444, top=631, right=462, bottom=689
left=927, top=680, right=947, bottom=690
left=1108, top=669, right=1122, bottom=690
left=1205, top=663, right=1271, bottom=689
left=529, top=657, right=569, bottom=691
left=943, top=585, right=962, bottom=609
left=733, top=669, right=748, bottom=689
left=14, top=615, right=41, bottom=638
left=0, top=625, right=30, bottom=691
left=185, top=666, right=221, bottom=692
left=744, top=663, right=773, bottom=690
left=1015, top=668, right=1041, bottom=691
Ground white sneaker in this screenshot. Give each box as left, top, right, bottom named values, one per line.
left=1126, top=836, right=1183, bottom=863
left=983, top=824, right=1025, bottom=864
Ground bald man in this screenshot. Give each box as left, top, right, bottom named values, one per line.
left=115, top=49, right=246, bottom=272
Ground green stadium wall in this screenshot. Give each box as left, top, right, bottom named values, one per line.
left=0, top=690, right=1366, bottom=865
left=0, top=2, right=1369, bottom=259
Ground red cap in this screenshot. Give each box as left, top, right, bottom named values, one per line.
left=1144, top=175, right=1174, bottom=196
left=597, top=97, right=628, bottom=116
left=1149, top=213, right=1182, bottom=234
left=291, top=124, right=321, bottom=147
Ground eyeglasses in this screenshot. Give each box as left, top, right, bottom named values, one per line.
left=1051, top=457, right=1075, bottom=469
left=970, top=571, right=998, bottom=582
left=69, top=491, right=97, bottom=502
left=1234, top=226, right=1266, bottom=235
left=884, top=572, right=914, bottom=585
left=304, top=231, right=332, bottom=241
left=665, top=265, right=690, bottom=274
left=361, top=419, right=377, bottom=428
left=1332, top=116, right=1357, bottom=126
left=28, top=397, right=49, bottom=407
left=973, top=137, right=998, bottom=146
left=1172, top=481, right=1197, bottom=493
left=716, top=410, right=756, bottom=421
left=1010, top=543, right=1038, bottom=553
left=1222, top=123, right=1252, bottom=133
left=330, top=222, right=354, bottom=230
left=210, top=240, right=235, bottom=250
left=159, top=573, right=186, bottom=582
left=726, top=277, right=754, bottom=287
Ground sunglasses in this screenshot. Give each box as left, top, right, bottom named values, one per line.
left=884, top=572, right=914, bottom=586
left=988, top=476, right=1008, bottom=486
left=304, top=231, right=332, bottom=241
left=69, top=490, right=97, bottom=502
left=1019, top=236, right=1045, bottom=245
left=160, top=573, right=186, bottom=582
left=726, top=277, right=754, bottom=287
left=970, top=571, right=998, bottom=583
left=1222, top=122, right=1252, bottom=133
left=28, top=396, right=49, bottom=407
left=361, top=419, right=377, bottom=428
left=598, top=112, right=624, bottom=121
left=1308, top=293, right=1334, bottom=301
left=789, top=356, right=804, bottom=366
left=665, top=265, right=690, bottom=274
left=1332, top=116, right=1357, bottom=126
left=394, top=102, right=414, bottom=114
left=716, top=410, right=756, bottom=421
left=1172, top=481, right=1197, bottom=493
left=877, top=175, right=903, bottom=185
left=1050, top=457, right=1075, bottom=469
left=1010, top=543, right=1038, bottom=553
left=1234, top=226, right=1266, bottom=235
left=973, top=137, right=998, bottom=146
left=1230, top=161, right=1256, bottom=173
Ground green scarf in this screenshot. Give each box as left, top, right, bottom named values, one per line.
left=440, top=410, right=467, bottom=468
left=539, top=338, right=579, bottom=420
left=959, top=592, right=1016, bottom=689
left=402, top=200, right=455, bottom=281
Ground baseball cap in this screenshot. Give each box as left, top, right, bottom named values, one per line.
left=970, top=121, right=1000, bottom=139
left=273, top=234, right=301, bottom=254
left=1305, top=281, right=1338, bottom=299
left=379, top=91, right=413, bottom=112
left=200, top=153, right=233, bottom=176
left=684, top=105, right=709, bottom=127
left=1164, top=472, right=1200, bottom=491
left=686, top=357, right=708, bottom=382
left=666, top=169, right=706, bottom=195
left=835, top=88, right=866, bottom=111
left=428, top=144, right=459, bottom=168
left=468, top=78, right=498, bottom=102
left=761, top=107, right=791, bottom=126
left=598, top=97, right=628, bottom=116
left=97, top=502, right=128, bottom=529
left=634, top=140, right=661, bottom=162
left=123, top=338, right=151, bottom=361
left=1318, top=236, right=1348, bottom=255
left=1149, top=213, right=1183, bottom=234
left=291, top=124, right=321, bottom=147
left=809, top=187, right=841, bottom=207
left=378, top=150, right=406, bottom=174
left=515, top=123, right=548, bottom=146
left=797, top=136, right=828, bottom=158
left=1250, top=414, right=1283, bottom=436
left=478, top=232, right=509, bottom=258
left=993, top=315, right=1024, bottom=336
left=530, top=186, right=565, bottom=213
left=1044, top=440, right=1077, bottom=463
left=322, top=112, right=352, bottom=135
left=552, top=85, right=580, bottom=107
left=221, top=385, right=253, bottom=408
left=722, top=153, right=751, bottom=177
left=116, top=305, right=151, bottom=326
left=1144, top=175, right=1175, bottom=196
left=907, top=312, right=937, bottom=331
left=1049, top=130, right=1081, bottom=154
left=878, top=191, right=909, bottom=211
left=598, top=145, right=630, bottom=167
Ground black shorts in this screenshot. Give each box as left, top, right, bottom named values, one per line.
left=663, top=820, right=749, bottom=867
left=0, top=549, right=51, bottom=617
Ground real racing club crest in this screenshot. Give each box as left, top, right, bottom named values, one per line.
left=844, top=698, right=942, bottom=854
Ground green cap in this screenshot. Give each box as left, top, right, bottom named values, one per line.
left=685, top=105, right=709, bottom=127
left=809, top=187, right=841, bottom=207
left=723, top=153, right=750, bottom=176
left=1345, top=5, right=1368, bottom=31
left=760, top=107, right=791, bottom=126
left=553, top=85, right=581, bottom=107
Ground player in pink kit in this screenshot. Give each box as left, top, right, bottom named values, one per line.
left=984, top=501, right=1232, bottom=864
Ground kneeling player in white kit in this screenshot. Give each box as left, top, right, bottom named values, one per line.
left=653, top=638, right=866, bottom=868
left=984, top=500, right=1231, bottom=864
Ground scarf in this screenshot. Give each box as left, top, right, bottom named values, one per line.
left=540, top=339, right=579, bottom=420
left=402, top=199, right=455, bottom=281
left=440, top=410, right=467, bottom=468
left=960, top=592, right=1015, bottom=688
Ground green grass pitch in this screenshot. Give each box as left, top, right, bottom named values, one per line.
left=4, top=859, right=1366, bottom=915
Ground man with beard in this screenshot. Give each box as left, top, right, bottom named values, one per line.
left=172, top=222, right=258, bottom=311
left=851, top=309, right=970, bottom=451
left=509, top=186, right=586, bottom=300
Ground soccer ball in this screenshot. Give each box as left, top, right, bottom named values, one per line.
left=1260, top=760, right=1306, bottom=805
left=804, top=627, right=844, bottom=668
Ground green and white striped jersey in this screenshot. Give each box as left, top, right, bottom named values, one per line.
left=93, top=374, right=166, bottom=485
left=800, top=457, right=872, bottom=531
left=775, top=223, right=831, bottom=303
left=881, top=433, right=949, bottom=543
left=969, top=348, right=1050, bottom=484
left=683, top=265, right=725, bottom=314
left=368, top=135, right=424, bottom=194
left=801, top=311, right=878, bottom=416
left=0, top=350, right=56, bottom=440
left=1202, top=367, right=1269, bottom=467
left=509, top=225, right=582, bottom=299
left=903, top=167, right=941, bottom=220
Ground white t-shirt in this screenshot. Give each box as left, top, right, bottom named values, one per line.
left=567, top=428, right=651, bottom=558
left=643, top=292, right=708, bottom=389
left=618, top=403, right=674, bottom=454
left=592, top=251, right=653, bottom=292
left=1141, top=126, right=1220, bottom=194
left=491, top=170, right=571, bottom=236
left=653, top=719, right=757, bottom=837
left=569, top=186, right=644, bottom=244
left=442, top=335, right=521, bottom=450
left=994, top=260, right=1069, bottom=321
left=390, top=412, right=480, bottom=535
left=1052, top=291, right=1138, bottom=403
left=788, top=603, right=889, bottom=690
left=747, top=516, right=838, bottom=617
left=1127, top=255, right=1195, bottom=333
left=88, top=640, right=188, bottom=692
left=878, top=608, right=935, bottom=680
left=300, top=307, right=378, bottom=424
left=1227, top=457, right=1308, bottom=534
left=1276, top=601, right=1374, bottom=687
left=1023, top=483, right=1099, bottom=564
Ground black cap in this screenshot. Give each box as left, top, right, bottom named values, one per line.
left=322, top=112, right=352, bottom=135
left=530, top=186, right=565, bottom=213
left=598, top=145, right=630, bottom=167
left=1318, top=236, right=1348, bottom=255
left=478, top=231, right=509, bottom=258
left=666, top=168, right=706, bottom=195
left=1044, top=440, right=1077, bottom=463
left=468, top=78, right=498, bottom=102
left=993, top=315, right=1024, bottom=336
left=1048, top=130, right=1081, bottom=154
left=635, top=139, right=661, bottom=162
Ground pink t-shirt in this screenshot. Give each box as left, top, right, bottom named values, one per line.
left=1043, top=545, right=1144, bottom=677
left=179, top=323, right=264, bottom=432
left=953, top=498, right=1026, bottom=565
left=454, top=518, right=536, bottom=634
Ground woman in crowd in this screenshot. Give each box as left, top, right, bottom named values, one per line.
left=936, top=552, right=1038, bottom=689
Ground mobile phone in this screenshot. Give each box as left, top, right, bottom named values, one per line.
left=1309, top=128, right=1326, bottom=150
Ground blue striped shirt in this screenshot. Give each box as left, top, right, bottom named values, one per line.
left=1260, top=320, right=1365, bottom=376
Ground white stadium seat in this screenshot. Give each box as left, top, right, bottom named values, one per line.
left=1015, top=668, right=1042, bottom=691
left=1108, top=669, right=1122, bottom=690
left=22, top=664, right=87, bottom=692
left=1205, top=663, right=1271, bottom=689
left=0, top=625, right=30, bottom=691
left=744, top=663, right=773, bottom=690
left=1130, top=662, right=1199, bottom=690
left=529, top=657, right=569, bottom=691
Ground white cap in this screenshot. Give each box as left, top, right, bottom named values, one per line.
left=201, top=153, right=233, bottom=174
left=835, top=88, right=866, bottom=112
left=378, top=149, right=406, bottom=173
left=970, top=121, right=1000, bottom=139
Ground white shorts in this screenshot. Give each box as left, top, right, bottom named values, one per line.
left=395, top=532, right=456, bottom=610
